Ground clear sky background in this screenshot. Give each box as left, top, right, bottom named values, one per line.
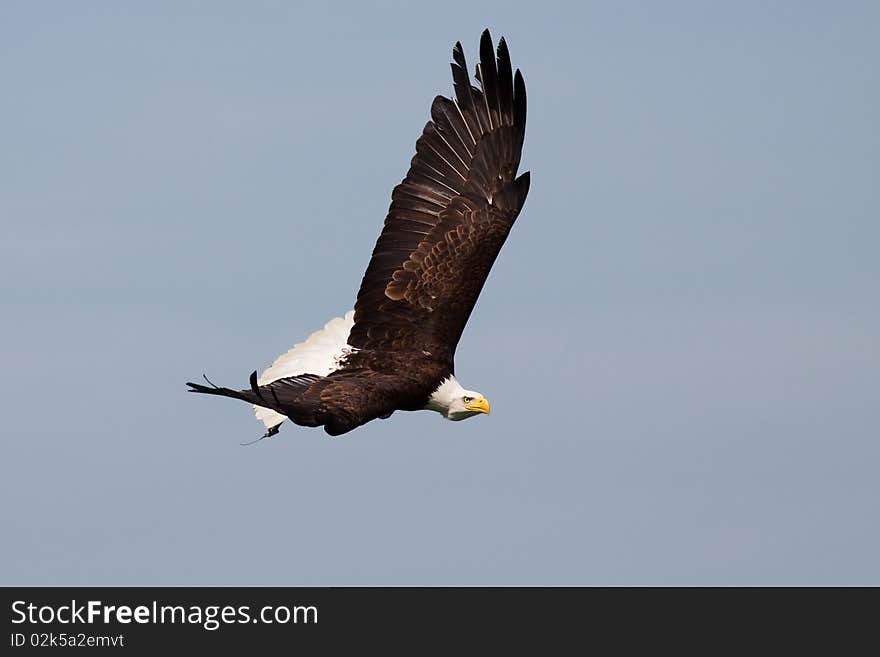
left=2, top=1, right=878, bottom=585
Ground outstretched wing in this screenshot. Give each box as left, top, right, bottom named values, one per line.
left=348, top=29, right=530, bottom=357
left=188, top=368, right=422, bottom=436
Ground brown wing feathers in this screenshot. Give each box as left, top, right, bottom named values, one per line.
left=349, top=29, right=529, bottom=354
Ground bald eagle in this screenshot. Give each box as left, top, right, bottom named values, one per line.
left=187, top=30, right=530, bottom=437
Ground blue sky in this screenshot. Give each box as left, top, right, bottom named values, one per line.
left=2, top=1, right=878, bottom=584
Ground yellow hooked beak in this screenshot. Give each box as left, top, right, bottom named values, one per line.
left=465, top=397, right=491, bottom=415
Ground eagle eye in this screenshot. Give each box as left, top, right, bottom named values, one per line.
left=462, top=396, right=473, bottom=403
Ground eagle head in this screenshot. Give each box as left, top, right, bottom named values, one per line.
left=447, top=390, right=491, bottom=420
left=425, top=375, right=490, bottom=421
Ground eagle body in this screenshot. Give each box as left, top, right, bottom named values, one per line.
left=187, top=30, right=529, bottom=437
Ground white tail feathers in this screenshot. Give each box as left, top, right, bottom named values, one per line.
left=253, top=310, right=356, bottom=429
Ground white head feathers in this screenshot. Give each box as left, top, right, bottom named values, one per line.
left=424, top=375, right=490, bottom=421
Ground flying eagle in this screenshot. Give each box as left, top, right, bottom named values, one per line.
left=187, top=30, right=530, bottom=437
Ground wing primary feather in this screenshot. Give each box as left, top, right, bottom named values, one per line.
left=432, top=98, right=474, bottom=156
left=249, top=370, right=266, bottom=404
left=514, top=69, right=527, bottom=143
left=496, top=37, right=514, bottom=125
left=452, top=99, right=476, bottom=146
left=452, top=42, right=485, bottom=136
left=478, top=29, right=498, bottom=130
